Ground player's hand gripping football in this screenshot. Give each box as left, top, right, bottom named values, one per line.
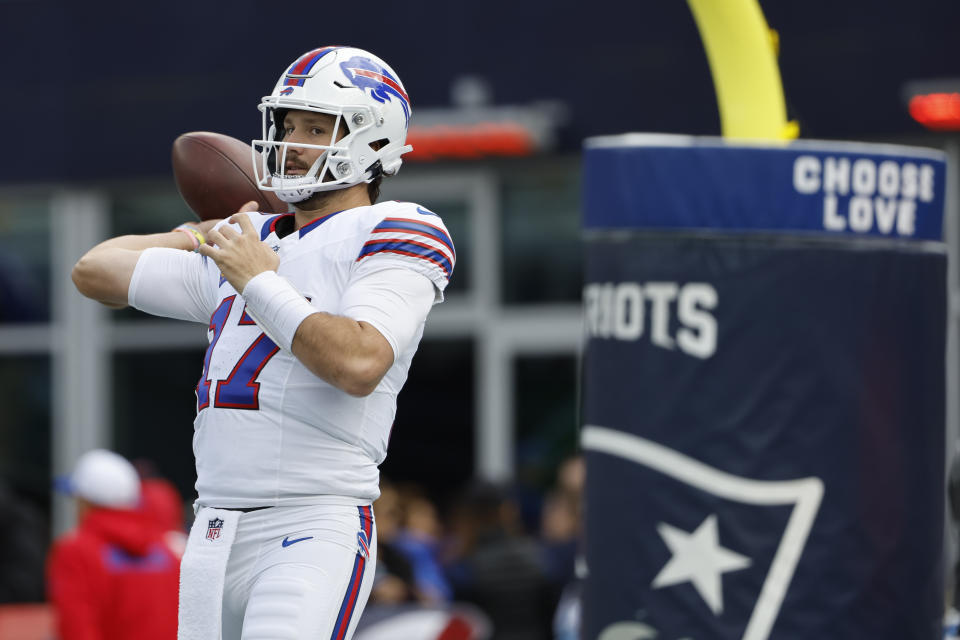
left=198, top=201, right=280, bottom=293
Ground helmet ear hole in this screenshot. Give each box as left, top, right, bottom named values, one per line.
left=336, top=118, right=350, bottom=142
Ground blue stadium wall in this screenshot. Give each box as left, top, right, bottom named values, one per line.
left=1, top=0, right=958, bottom=184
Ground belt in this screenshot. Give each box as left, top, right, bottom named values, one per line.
left=214, top=506, right=271, bottom=513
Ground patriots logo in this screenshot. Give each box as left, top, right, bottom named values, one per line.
left=340, top=56, right=410, bottom=125
left=581, top=426, right=824, bottom=640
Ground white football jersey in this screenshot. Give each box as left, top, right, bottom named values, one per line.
left=128, top=201, right=454, bottom=506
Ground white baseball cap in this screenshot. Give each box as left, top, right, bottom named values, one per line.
left=55, top=449, right=141, bottom=509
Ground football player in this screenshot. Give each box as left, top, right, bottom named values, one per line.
left=72, top=46, right=454, bottom=639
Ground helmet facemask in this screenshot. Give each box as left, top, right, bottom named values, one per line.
left=253, top=103, right=379, bottom=203
left=252, top=47, right=413, bottom=204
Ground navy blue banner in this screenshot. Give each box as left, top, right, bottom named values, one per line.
left=583, top=135, right=947, bottom=242
left=580, top=137, right=947, bottom=640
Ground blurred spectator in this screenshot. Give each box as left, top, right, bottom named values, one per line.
left=134, top=459, right=188, bottom=559
left=370, top=480, right=419, bottom=605
left=354, top=602, right=493, bottom=640
left=555, top=454, right=585, bottom=500
left=47, top=449, right=180, bottom=640
left=133, top=459, right=186, bottom=530
left=539, top=455, right=585, bottom=640
left=367, top=481, right=492, bottom=639
left=392, top=484, right=453, bottom=603
left=0, top=481, right=46, bottom=603
left=445, top=480, right=552, bottom=640
left=551, top=567, right=583, bottom=640
left=539, top=455, right=584, bottom=590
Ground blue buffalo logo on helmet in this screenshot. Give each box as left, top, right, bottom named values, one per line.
left=340, top=56, right=410, bottom=126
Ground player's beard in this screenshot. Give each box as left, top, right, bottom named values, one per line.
left=295, top=184, right=341, bottom=212
left=295, top=166, right=371, bottom=212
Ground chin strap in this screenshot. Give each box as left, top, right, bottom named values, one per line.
left=273, top=175, right=318, bottom=203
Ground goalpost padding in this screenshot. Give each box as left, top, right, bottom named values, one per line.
left=580, top=134, right=948, bottom=640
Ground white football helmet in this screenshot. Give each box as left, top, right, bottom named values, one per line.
left=252, top=46, right=413, bottom=203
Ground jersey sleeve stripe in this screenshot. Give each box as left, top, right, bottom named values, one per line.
left=357, top=241, right=453, bottom=276
left=375, top=218, right=455, bottom=257
left=360, top=237, right=453, bottom=266
left=368, top=230, right=454, bottom=264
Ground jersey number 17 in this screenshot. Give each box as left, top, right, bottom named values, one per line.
left=196, top=295, right=280, bottom=411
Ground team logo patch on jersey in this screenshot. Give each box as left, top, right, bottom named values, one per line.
left=357, top=530, right=370, bottom=559
left=205, top=517, right=224, bottom=541
left=340, top=56, right=410, bottom=125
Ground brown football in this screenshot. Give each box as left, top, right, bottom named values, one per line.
left=171, top=131, right=287, bottom=221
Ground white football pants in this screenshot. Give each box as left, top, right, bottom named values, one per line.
left=214, top=503, right=376, bottom=640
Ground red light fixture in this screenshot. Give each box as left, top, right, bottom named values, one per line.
left=406, top=122, right=537, bottom=161
left=908, top=92, right=960, bottom=131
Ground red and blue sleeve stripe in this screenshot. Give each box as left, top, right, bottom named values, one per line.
left=373, top=214, right=457, bottom=259
left=330, top=506, right=374, bottom=640
left=357, top=239, right=453, bottom=276
left=357, top=217, right=455, bottom=277
left=371, top=218, right=455, bottom=258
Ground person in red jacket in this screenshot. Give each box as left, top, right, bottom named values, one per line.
left=137, top=465, right=188, bottom=559
left=47, top=449, right=181, bottom=640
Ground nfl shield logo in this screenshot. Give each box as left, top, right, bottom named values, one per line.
left=205, top=517, right=224, bottom=541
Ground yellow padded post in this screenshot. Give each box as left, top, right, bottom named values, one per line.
left=687, top=0, right=798, bottom=140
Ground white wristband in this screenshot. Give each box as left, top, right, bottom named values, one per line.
left=241, top=271, right=316, bottom=352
